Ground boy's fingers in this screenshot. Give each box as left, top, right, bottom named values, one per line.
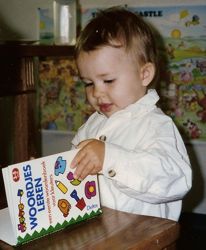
left=76, top=161, right=94, bottom=180
left=73, top=155, right=90, bottom=179
left=77, top=139, right=93, bottom=148
left=73, top=164, right=83, bottom=179
left=73, top=164, right=87, bottom=180
left=71, top=149, right=86, bottom=168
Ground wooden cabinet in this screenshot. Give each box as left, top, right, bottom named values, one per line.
left=0, top=45, right=75, bottom=166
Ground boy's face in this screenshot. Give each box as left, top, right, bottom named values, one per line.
left=76, top=46, right=150, bottom=117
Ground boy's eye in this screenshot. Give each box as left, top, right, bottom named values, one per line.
left=82, top=81, right=93, bottom=87
left=104, top=79, right=115, bottom=84
left=85, top=83, right=93, bottom=87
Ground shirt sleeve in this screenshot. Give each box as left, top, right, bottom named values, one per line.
left=102, top=127, right=192, bottom=204
left=70, top=123, right=86, bottom=149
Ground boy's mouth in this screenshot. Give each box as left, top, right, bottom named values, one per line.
left=99, top=103, right=113, bottom=113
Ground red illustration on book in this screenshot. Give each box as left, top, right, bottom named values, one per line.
left=85, top=181, right=96, bottom=199
left=70, top=189, right=86, bottom=211
left=58, top=199, right=71, bottom=217
left=12, top=168, right=20, bottom=182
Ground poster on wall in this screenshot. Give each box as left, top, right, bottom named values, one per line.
left=39, top=57, right=93, bottom=132
left=81, top=5, right=206, bottom=141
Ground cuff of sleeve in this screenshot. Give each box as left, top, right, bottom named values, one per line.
left=102, top=142, right=127, bottom=179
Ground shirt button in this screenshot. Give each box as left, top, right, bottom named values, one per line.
left=108, top=169, right=116, bottom=177
left=99, top=135, right=107, bottom=141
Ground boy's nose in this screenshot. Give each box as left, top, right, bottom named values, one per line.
left=93, top=85, right=103, bottom=98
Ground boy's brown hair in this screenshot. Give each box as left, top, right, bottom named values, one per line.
left=75, top=6, right=158, bottom=71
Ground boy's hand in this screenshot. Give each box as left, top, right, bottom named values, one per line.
left=71, top=139, right=105, bottom=180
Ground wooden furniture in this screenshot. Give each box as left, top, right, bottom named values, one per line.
left=0, top=44, right=74, bottom=167
left=0, top=203, right=180, bottom=250
left=0, top=44, right=74, bottom=57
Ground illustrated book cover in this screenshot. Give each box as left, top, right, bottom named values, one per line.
left=0, top=149, right=102, bottom=246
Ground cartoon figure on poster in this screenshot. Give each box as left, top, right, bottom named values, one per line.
left=131, top=5, right=206, bottom=141
left=39, top=58, right=93, bottom=132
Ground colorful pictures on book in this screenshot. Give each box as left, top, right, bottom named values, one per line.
left=8, top=152, right=99, bottom=244
left=17, top=190, right=26, bottom=233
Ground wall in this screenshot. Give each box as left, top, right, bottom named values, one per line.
left=0, top=0, right=206, bottom=215
left=0, top=0, right=205, bottom=41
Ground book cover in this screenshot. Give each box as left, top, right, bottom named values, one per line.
left=0, top=149, right=102, bottom=246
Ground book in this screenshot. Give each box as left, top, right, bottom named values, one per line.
left=0, top=149, right=102, bottom=246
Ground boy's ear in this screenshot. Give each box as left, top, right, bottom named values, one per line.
left=140, top=63, right=155, bottom=87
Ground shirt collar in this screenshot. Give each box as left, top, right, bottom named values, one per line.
left=126, top=89, right=159, bottom=112
left=97, top=89, right=159, bottom=119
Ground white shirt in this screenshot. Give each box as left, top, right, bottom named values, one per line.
left=71, top=89, right=192, bottom=221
